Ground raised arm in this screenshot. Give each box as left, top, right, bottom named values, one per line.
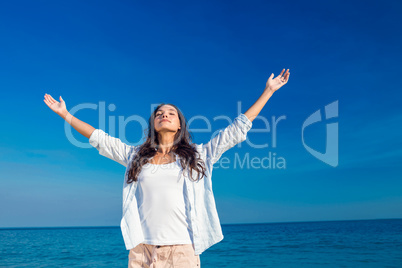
left=43, top=94, right=95, bottom=138
left=244, top=68, right=290, bottom=123
left=202, top=68, right=290, bottom=165
left=202, top=113, right=253, bottom=165
left=43, top=94, right=133, bottom=167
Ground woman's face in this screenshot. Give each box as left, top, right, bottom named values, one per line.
left=153, top=105, right=181, bottom=134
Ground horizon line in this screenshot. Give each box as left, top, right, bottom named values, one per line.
left=1, top=217, right=401, bottom=230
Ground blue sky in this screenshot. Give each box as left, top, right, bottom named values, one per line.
left=0, top=0, right=401, bottom=228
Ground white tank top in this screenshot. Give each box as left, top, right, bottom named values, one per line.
left=136, top=154, right=193, bottom=245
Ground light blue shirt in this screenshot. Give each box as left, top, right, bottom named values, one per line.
left=89, top=113, right=253, bottom=255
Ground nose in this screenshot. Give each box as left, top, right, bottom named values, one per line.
left=162, top=113, right=168, bottom=118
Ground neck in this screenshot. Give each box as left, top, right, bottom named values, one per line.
left=157, top=133, right=176, bottom=154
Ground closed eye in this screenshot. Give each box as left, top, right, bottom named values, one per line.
left=156, top=111, right=176, bottom=116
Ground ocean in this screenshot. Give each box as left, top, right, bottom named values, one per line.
left=1, top=219, right=401, bottom=267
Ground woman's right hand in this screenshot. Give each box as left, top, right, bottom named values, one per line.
left=43, top=94, right=68, bottom=118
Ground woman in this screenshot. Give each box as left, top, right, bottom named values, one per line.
left=43, top=69, right=290, bottom=267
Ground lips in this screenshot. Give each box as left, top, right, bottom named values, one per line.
left=160, top=119, right=170, bottom=123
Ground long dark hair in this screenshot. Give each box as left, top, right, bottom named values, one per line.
left=126, top=103, right=206, bottom=184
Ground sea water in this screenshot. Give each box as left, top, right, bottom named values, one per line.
left=1, top=219, right=401, bottom=267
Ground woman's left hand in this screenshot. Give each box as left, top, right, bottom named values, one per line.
left=265, top=68, right=290, bottom=93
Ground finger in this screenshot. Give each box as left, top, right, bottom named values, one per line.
left=45, top=94, right=54, bottom=104
left=276, top=70, right=285, bottom=79
left=285, top=70, right=290, bottom=79
left=267, top=73, right=274, bottom=81
left=44, top=94, right=52, bottom=104
left=45, top=94, right=54, bottom=103
left=49, top=94, right=58, bottom=102
left=284, top=73, right=290, bottom=82
left=47, top=94, right=57, bottom=104
left=44, top=99, right=51, bottom=107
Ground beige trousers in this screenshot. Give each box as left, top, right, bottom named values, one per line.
left=128, top=243, right=201, bottom=268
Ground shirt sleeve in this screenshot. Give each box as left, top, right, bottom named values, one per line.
left=89, top=129, right=135, bottom=167
left=202, top=113, right=252, bottom=165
